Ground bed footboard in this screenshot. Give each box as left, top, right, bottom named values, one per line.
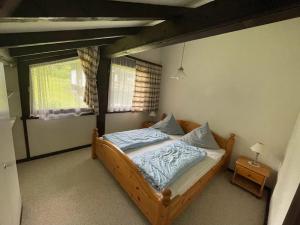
left=92, top=129, right=172, bottom=225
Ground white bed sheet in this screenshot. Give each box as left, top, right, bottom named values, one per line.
left=126, top=135, right=225, bottom=198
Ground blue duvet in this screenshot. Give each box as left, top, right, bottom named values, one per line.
left=103, top=128, right=169, bottom=151
left=132, top=140, right=207, bottom=191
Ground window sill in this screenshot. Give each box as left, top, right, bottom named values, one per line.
left=23, top=112, right=95, bottom=120
left=106, top=111, right=133, bottom=114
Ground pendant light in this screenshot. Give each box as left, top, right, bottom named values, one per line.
left=169, top=42, right=187, bottom=80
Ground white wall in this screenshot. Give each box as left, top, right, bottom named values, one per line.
left=105, top=112, right=150, bottom=134
left=0, top=49, right=13, bottom=62
left=268, top=112, right=300, bottom=225
left=131, top=48, right=162, bottom=64
left=27, top=115, right=96, bottom=156
left=159, top=18, right=300, bottom=186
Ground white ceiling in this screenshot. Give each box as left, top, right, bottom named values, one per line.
left=0, top=19, right=162, bottom=33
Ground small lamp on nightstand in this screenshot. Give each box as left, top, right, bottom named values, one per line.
left=142, top=111, right=157, bottom=128
left=248, top=142, right=264, bottom=167
left=149, top=111, right=156, bottom=117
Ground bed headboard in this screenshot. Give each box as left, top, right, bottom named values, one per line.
left=160, top=113, right=235, bottom=153
left=176, top=119, right=235, bottom=155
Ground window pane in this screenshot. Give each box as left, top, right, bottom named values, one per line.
left=108, top=63, right=136, bottom=112
left=30, top=58, right=90, bottom=119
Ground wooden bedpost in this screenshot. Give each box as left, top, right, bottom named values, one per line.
left=224, top=133, right=235, bottom=168
left=92, top=128, right=99, bottom=159
left=161, top=189, right=172, bottom=207
left=227, top=133, right=236, bottom=154
left=155, top=189, right=172, bottom=225
left=160, top=113, right=167, bottom=120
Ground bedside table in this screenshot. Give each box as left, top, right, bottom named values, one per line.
left=232, top=156, right=271, bottom=198
left=142, top=121, right=156, bottom=128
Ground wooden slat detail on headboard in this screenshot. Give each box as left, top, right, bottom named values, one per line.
left=176, top=120, right=199, bottom=133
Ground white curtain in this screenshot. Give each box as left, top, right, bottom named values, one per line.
left=108, top=57, right=136, bottom=112
left=30, top=58, right=91, bottom=120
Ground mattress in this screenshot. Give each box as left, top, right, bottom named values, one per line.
left=127, top=135, right=225, bottom=199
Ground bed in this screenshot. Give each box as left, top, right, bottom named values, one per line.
left=92, top=119, right=235, bottom=225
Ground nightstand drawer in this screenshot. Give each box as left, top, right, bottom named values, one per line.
left=236, top=165, right=265, bottom=184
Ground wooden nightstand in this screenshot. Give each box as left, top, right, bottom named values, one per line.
left=232, top=156, right=271, bottom=198
left=142, top=121, right=156, bottom=128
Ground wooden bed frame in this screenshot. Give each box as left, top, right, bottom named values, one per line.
left=92, top=120, right=235, bottom=225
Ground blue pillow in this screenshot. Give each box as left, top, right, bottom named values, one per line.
left=181, top=122, right=219, bottom=149
left=151, top=114, right=185, bottom=135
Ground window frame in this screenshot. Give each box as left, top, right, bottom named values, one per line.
left=18, top=52, right=95, bottom=120
left=29, top=57, right=91, bottom=118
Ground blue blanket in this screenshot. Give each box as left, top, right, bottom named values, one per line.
left=132, top=141, right=207, bottom=191
left=103, top=128, right=169, bottom=151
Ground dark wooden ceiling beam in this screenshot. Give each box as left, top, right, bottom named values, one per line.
left=11, top=0, right=191, bottom=19
left=9, top=38, right=120, bottom=57
left=17, top=49, right=77, bottom=62
left=0, top=27, right=142, bottom=48
left=103, top=0, right=300, bottom=57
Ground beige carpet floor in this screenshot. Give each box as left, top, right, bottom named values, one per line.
left=18, top=148, right=267, bottom=225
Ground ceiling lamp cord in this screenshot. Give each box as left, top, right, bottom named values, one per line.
left=179, top=42, right=186, bottom=69
left=169, top=42, right=187, bottom=80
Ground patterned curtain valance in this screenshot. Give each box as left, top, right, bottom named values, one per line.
left=77, top=46, right=100, bottom=114
left=132, top=60, right=162, bottom=112
left=112, top=57, right=136, bottom=68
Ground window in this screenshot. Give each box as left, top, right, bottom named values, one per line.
left=30, top=57, right=91, bottom=119
left=107, top=57, right=136, bottom=112
left=107, top=57, right=162, bottom=113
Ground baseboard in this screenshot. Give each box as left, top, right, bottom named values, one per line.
left=19, top=203, right=23, bottom=225
left=16, top=144, right=91, bottom=164
left=227, top=168, right=271, bottom=225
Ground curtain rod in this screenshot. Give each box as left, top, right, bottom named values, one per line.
left=126, top=56, right=162, bottom=68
